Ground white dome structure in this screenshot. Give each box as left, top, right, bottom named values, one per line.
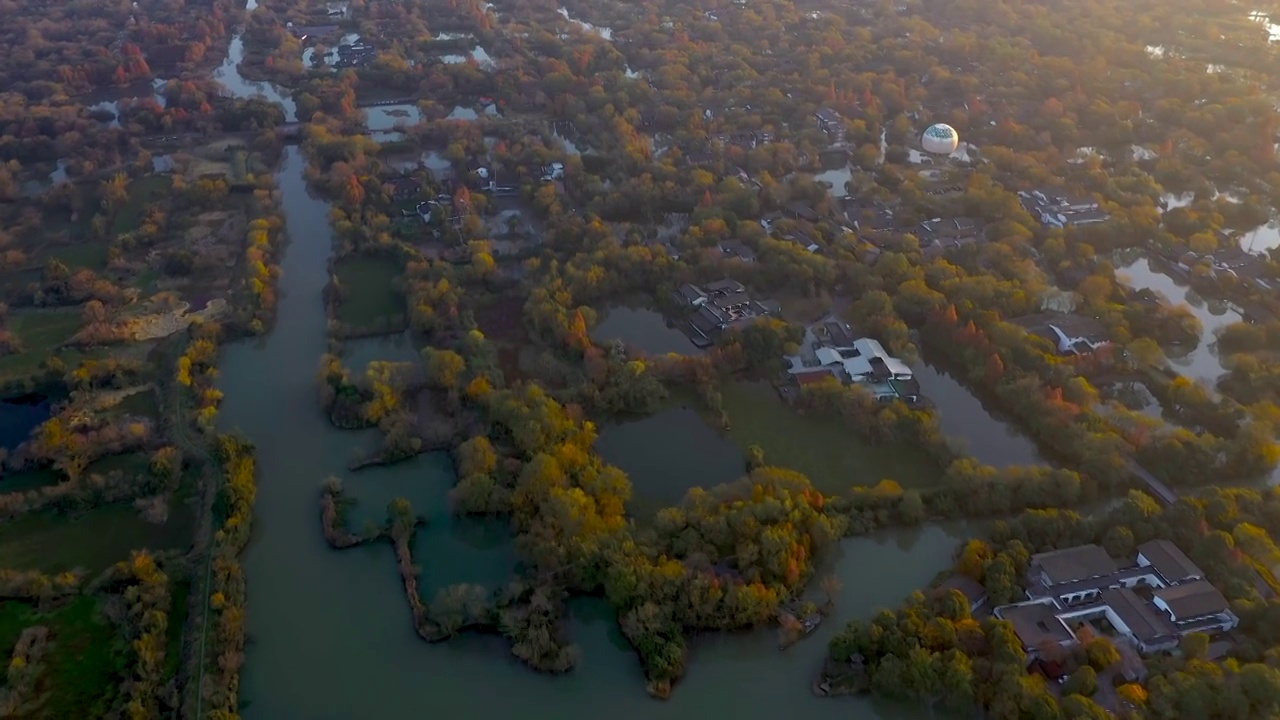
left=921, top=123, right=959, bottom=155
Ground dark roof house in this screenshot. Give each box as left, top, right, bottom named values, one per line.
left=1031, top=544, right=1117, bottom=586
left=705, top=278, right=746, bottom=296
left=718, top=240, right=757, bottom=262
left=1101, top=587, right=1179, bottom=649
left=1137, top=540, right=1203, bottom=586
left=815, top=107, right=842, bottom=133
left=784, top=202, right=820, bottom=222
left=997, top=602, right=1076, bottom=649
left=1011, top=313, right=1111, bottom=356
left=784, top=232, right=821, bottom=253
left=938, top=574, right=988, bottom=611
left=386, top=177, right=422, bottom=199
left=1000, top=539, right=1238, bottom=657
left=1152, top=581, right=1231, bottom=622
left=676, top=283, right=709, bottom=307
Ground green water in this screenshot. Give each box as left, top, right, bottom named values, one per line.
left=216, top=147, right=958, bottom=719
left=595, top=406, right=746, bottom=514
left=591, top=306, right=702, bottom=356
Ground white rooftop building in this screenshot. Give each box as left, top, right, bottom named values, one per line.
left=789, top=335, right=916, bottom=402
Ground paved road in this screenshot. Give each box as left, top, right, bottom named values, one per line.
left=1125, top=458, right=1178, bottom=505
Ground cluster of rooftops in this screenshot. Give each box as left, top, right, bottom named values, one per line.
left=996, top=540, right=1237, bottom=656
left=675, top=279, right=780, bottom=347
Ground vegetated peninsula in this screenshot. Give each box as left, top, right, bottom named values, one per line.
left=4, top=0, right=1280, bottom=716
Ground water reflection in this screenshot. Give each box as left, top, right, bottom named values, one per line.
left=441, top=46, right=495, bottom=68
left=386, top=149, right=453, bottom=176
left=590, top=307, right=700, bottom=356
left=1115, top=256, right=1240, bottom=384
left=366, top=104, right=422, bottom=132
left=216, top=34, right=298, bottom=121
left=0, top=395, right=52, bottom=451
left=20, top=159, right=71, bottom=197
left=340, top=332, right=419, bottom=372
left=912, top=357, right=1045, bottom=468
left=555, top=131, right=583, bottom=155
left=595, top=407, right=744, bottom=514
left=814, top=165, right=852, bottom=199
left=1239, top=219, right=1280, bottom=253
left=85, top=78, right=168, bottom=127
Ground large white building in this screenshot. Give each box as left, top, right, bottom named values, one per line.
left=788, top=333, right=917, bottom=402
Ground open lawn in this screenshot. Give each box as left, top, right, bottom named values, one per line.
left=334, top=256, right=403, bottom=329
left=718, top=380, right=943, bottom=493
left=0, top=596, right=126, bottom=719
left=163, top=579, right=189, bottom=681
left=112, top=175, right=173, bottom=235
left=85, top=452, right=151, bottom=479
left=0, top=308, right=85, bottom=383
left=47, top=240, right=110, bottom=271
left=230, top=149, right=249, bottom=183
left=0, top=468, right=62, bottom=494
left=40, top=186, right=96, bottom=241
left=111, top=389, right=159, bottom=421
left=0, top=500, right=194, bottom=575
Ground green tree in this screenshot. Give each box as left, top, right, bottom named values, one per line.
left=1062, top=665, right=1097, bottom=697
left=1084, top=637, right=1121, bottom=671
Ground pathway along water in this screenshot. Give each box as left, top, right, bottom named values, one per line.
left=211, top=150, right=956, bottom=718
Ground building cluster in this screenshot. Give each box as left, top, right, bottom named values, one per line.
left=843, top=200, right=987, bottom=258
left=287, top=24, right=340, bottom=41
left=913, top=216, right=984, bottom=256
left=712, top=130, right=776, bottom=150
left=784, top=318, right=921, bottom=403
left=675, top=279, right=779, bottom=346
left=1173, top=244, right=1274, bottom=292
left=1010, top=312, right=1112, bottom=356
left=1018, top=190, right=1110, bottom=228
left=334, top=39, right=377, bottom=68
left=995, top=540, right=1238, bottom=659
left=814, top=107, right=845, bottom=144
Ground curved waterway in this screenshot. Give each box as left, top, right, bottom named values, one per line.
left=211, top=148, right=959, bottom=718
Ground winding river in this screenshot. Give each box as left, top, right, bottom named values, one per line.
left=208, top=149, right=963, bottom=719
left=207, top=12, right=960, bottom=717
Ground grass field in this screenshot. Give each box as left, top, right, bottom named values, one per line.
left=0, top=468, right=62, bottom=494
left=47, top=240, right=110, bottom=271
left=112, top=175, right=173, bottom=235
left=0, top=501, right=194, bottom=575
left=111, top=389, right=159, bottom=421
left=84, top=452, right=151, bottom=479
left=230, top=149, right=249, bottom=183
left=718, top=380, right=943, bottom=493
left=0, top=596, right=125, bottom=719
left=41, top=186, right=97, bottom=241
left=0, top=308, right=86, bottom=383
left=334, top=256, right=403, bottom=329
left=163, top=579, right=189, bottom=681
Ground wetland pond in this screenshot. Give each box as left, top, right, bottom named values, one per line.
left=1116, top=254, right=1240, bottom=385
left=0, top=394, right=51, bottom=451
left=911, top=357, right=1045, bottom=468
left=591, top=307, right=701, bottom=356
